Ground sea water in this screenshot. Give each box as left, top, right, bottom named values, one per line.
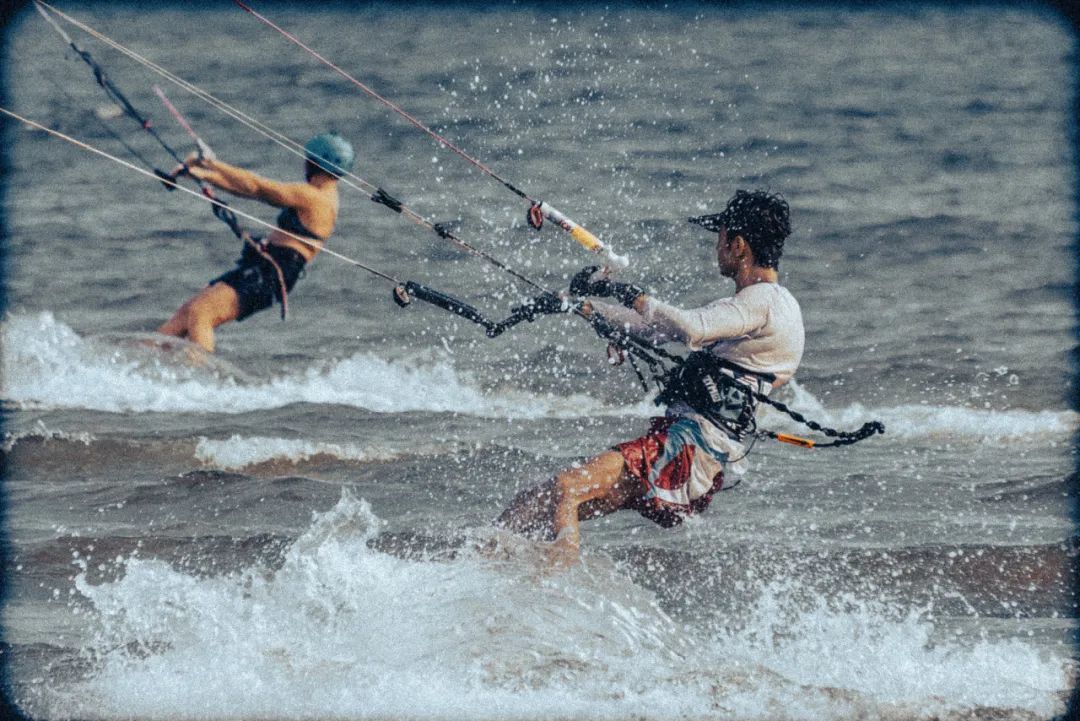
left=1, top=4, right=1076, bottom=720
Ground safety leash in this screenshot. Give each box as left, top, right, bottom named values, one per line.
left=756, top=399, right=886, bottom=448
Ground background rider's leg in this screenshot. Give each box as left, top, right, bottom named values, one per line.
left=157, top=305, right=191, bottom=339
left=158, top=283, right=241, bottom=353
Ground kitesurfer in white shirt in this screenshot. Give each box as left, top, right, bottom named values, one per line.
left=496, top=189, right=804, bottom=563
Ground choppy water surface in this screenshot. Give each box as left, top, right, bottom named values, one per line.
left=1, top=3, right=1077, bottom=720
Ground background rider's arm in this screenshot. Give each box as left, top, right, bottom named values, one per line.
left=185, top=158, right=313, bottom=209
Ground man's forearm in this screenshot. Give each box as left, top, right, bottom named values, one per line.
left=590, top=300, right=674, bottom=345
left=551, top=492, right=581, bottom=549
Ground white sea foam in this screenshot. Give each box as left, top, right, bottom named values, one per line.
left=194, top=434, right=431, bottom=469
left=3, top=313, right=1075, bottom=442
left=715, top=579, right=1071, bottom=717
left=843, top=403, right=1075, bottom=442
left=2, top=420, right=95, bottom=453
left=41, top=490, right=1069, bottom=720
left=0, top=312, right=617, bottom=418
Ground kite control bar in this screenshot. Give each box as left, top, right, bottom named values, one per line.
left=392, top=281, right=569, bottom=338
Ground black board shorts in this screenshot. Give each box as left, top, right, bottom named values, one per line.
left=210, top=242, right=307, bottom=321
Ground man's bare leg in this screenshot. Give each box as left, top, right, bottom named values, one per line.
left=496, top=450, right=644, bottom=562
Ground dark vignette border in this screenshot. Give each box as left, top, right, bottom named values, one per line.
left=0, top=1, right=1076, bottom=720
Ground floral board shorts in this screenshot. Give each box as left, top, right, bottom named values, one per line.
left=615, top=416, right=737, bottom=528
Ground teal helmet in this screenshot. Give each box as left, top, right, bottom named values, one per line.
left=304, top=132, right=355, bottom=177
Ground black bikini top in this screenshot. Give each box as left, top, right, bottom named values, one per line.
left=276, top=207, right=323, bottom=240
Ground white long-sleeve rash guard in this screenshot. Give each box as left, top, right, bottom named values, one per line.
left=592, top=282, right=805, bottom=388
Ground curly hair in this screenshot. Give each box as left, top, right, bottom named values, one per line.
left=721, top=189, right=791, bottom=269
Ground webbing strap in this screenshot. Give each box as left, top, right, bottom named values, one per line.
left=245, top=238, right=289, bottom=320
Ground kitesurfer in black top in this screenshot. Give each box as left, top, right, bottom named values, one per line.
left=157, top=133, right=354, bottom=352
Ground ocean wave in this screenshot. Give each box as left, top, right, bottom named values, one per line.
left=2, top=421, right=95, bottom=453
left=3, top=313, right=1074, bottom=443
left=766, top=382, right=1077, bottom=443
left=32, top=490, right=1070, bottom=720
left=194, top=435, right=450, bottom=470
left=0, top=312, right=625, bottom=418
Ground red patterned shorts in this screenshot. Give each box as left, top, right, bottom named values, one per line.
left=615, top=416, right=734, bottom=528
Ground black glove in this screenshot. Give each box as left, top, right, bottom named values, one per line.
left=512, top=292, right=567, bottom=321
left=569, top=266, right=644, bottom=309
